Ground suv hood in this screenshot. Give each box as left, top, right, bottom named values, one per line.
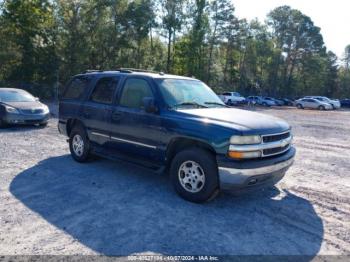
left=177, top=108, right=290, bottom=135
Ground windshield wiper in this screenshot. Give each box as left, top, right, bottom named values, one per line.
left=204, top=102, right=229, bottom=107
left=171, top=102, right=208, bottom=109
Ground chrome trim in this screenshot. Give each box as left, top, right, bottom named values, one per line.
left=262, top=144, right=291, bottom=157
left=111, top=136, right=157, bottom=149
left=261, top=130, right=291, bottom=139
left=229, top=135, right=292, bottom=152
left=91, top=132, right=110, bottom=139
left=219, top=157, right=294, bottom=177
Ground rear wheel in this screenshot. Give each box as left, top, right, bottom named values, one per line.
left=297, top=104, right=303, bottom=109
left=170, top=148, right=219, bottom=203
left=318, top=105, right=325, bottom=111
left=69, top=125, right=91, bottom=162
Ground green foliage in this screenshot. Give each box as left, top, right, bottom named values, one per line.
left=0, top=1, right=349, bottom=99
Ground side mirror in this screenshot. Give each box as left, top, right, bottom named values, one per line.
left=35, top=97, right=39, bottom=101
left=143, top=97, right=158, bottom=113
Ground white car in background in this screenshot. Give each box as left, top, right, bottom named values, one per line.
left=219, top=92, right=246, bottom=105
left=295, top=98, right=333, bottom=110
left=305, top=96, right=341, bottom=109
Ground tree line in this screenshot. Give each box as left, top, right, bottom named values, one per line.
left=0, top=0, right=349, bottom=99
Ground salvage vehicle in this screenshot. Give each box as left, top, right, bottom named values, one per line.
left=295, top=98, right=332, bottom=110
left=246, top=96, right=277, bottom=107
left=218, top=92, right=246, bottom=105
left=0, top=88, right=50, bottom=127
left=58, top=69, right=295, bottom=203
left=305, top=96, right=341, bottom=109
left=264, top=97, right=284, bottom=106
left=340, top=99, right=350, bottom=108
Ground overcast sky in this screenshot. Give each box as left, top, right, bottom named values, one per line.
left=233, top=0, right=350, bottom=58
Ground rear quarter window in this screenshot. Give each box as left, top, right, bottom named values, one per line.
left=61, top=76, right=91, bottom=100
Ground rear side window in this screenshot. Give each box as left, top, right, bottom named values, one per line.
left=62, top=77, right=90, bottom=100
left=90, top=77, right=119, bottom=104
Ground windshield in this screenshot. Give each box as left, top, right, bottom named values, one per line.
left=0, top=90, right=36, bottom=102
left=156, top=79, right=224, bottom=109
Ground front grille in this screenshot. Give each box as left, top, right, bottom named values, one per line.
left=263, top=144, right=290, bottom=156
left=263, top=132, right=290, bottom=143
left=21, top=109, right=44, bottom=114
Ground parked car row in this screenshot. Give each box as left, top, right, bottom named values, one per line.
left=219, top=91, right=344, bottom=111
left=219, top=93, right=295, bottom=107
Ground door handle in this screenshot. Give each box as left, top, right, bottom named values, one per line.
left=112, top=112, right=122, bottom=121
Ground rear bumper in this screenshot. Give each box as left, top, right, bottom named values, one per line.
left=217, top=147, right=295, bottom=191
left=4, top=113, right=50, bottom=125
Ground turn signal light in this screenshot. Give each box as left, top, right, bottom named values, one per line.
left=228, top=150, right=261, bottom=159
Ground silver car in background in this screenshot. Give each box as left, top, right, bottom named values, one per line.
left=0, top=88, right=50, bottom=127
left=305, top=96, right=341, bottom=109
left=295, top=98, right=333, bottom=110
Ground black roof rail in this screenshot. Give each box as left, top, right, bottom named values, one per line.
left=83, top=68, right=165, bottom=75
left=84, top=69, right=103, bottom=74
left=117, top=68, right=160, bottom=74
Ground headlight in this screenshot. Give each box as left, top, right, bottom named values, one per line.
left=230, top=135, right=261, bottom=145
left=42, top=105, right=50, bottom=114
left=5, top=106, right=20, bottom=114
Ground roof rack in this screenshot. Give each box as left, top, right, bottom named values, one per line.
left=84, top=69, right=103, bottom=74
left=117, top=68, right=161, bottom=74
left=83, top=68, right=165, bottom=75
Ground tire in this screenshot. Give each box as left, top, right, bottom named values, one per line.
left=39, top=122, right=48, bottom=127
left=331, top=104, right=335, bottom=110
left=170, top=148, right=219, bottom=203
left=318, top=105, right=325, bottom=111
left=297, top=104, right=303, bottom=109
left=227, top=99, right=232, bottom=106
left=69, top=125, right=91, bottom=163
left=262, top=102, right=268, bottom=107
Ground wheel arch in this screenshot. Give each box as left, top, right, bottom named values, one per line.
left=165, top=137, right=217, bottom=168
left=66, top=118, right=86, bottom=137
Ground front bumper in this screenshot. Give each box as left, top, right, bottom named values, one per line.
left=217, top=147, right=295, bottom=191
left=4, top=113, right=50, bottom=125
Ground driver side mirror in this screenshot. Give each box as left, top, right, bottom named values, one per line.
left=143, top=97, right=158, bottom=113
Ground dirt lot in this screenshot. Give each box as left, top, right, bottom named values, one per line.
left=0, top=106, right=350, bottom=256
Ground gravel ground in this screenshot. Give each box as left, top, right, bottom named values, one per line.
left=0, top=105, right=349, bottom=256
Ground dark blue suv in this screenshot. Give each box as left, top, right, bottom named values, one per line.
left=58, top=69, right=295, bottom=203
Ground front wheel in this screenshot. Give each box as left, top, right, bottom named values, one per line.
left=297, top=104, right=303, bottom=109
left=170, top=148, right=219, bottom=203
left=318, top=105, right=325, bottom=111
left=69, top=125, right=91, bottom=162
